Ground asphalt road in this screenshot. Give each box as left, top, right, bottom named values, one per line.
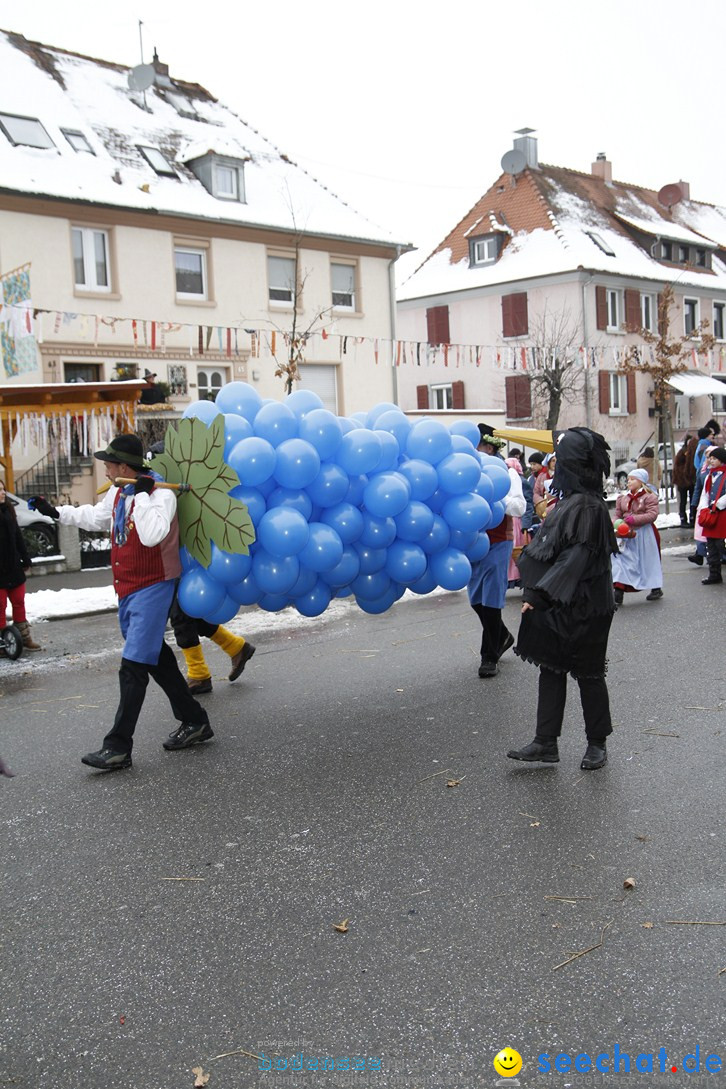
left=1, top=546, right=724, bottom=1089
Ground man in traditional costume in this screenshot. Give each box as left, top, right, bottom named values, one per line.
left=507, top=427, right=618, bottom=771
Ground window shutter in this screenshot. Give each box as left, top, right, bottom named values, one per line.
left=599, top=371, right=609, bottom=414
left=625, top=289, right=641, bottom=331
left=502, top=292, right=528, bottom=337
left=452, top=380, right=465, bottom=409
left=505, top=374, right=531, bottom=419
left=596, top=285, right=608, bottom=331
left=626, top=372, right=637, bottom=414
left=416, top=384, right=429, bottom=409
left=426, top=305, right=450, bottom=345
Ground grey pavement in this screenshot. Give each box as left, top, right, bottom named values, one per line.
left=1, top=541, right=724, bottom=1089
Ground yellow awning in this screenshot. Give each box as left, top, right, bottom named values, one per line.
left=493, top=427, right=554, bottom=453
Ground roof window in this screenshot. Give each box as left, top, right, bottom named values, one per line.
left=61, top=128, right=94, bottom=154
left=136, top=145, right=177, bottom=176
left=0, top=112, right=55, bottom=149
left=587, top=232, right=616, bottom=256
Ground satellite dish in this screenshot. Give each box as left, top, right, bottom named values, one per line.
left=127, top=64, right=155, bottom=92
left=657, top=183, right=684, bottom=210
left=501, top=149, right=527, bottom=176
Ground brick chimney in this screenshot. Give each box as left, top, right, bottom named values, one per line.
left=591, top=152, right=612, bottom=184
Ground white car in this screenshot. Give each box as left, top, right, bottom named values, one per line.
left=614, top=443, right=683, bottom=490
left=7, top=492, right=58, bottom=557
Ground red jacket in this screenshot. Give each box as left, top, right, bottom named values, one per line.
left=111, top=491, right=181, bottom=599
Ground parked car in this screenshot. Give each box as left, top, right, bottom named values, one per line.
left=7, top=492, right=58, bottom=557
left=614, top=443, right=683, bottom=490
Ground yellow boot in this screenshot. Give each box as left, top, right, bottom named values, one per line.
left=181, top=644, right=212, bottom=694
left=211, top=627, right=256, bottom=682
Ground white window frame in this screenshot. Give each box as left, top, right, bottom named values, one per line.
left=331, top=261, right=357, bottom=311
left=72, top=227, right=111, bottom=293
left=197, top=367, right=227, bottom=401
left=174, top=246, right=208, bottom=300
left=61, top=128, right=94, bottom=154
left=472, top=236, right=498, bottom=266
left=609, top=372, right=628, bottom=415
left=641, top=293, right=656, bottom=332
left=137, top=144, right=177, bottom=176
left=713, top=302, right=725, bottom=342
left=587, top=232, right=616, bottom=256
left=268, top=254, right=296, bottom=307
left=431, top=384, right=453, bottom=410
left=606, top=289, right=623, bottom=333
left=684, top=297, right=699, bottom=338
left=0, top=112, right=55, bottom=149
left=213, top=163, right=239, bottom=200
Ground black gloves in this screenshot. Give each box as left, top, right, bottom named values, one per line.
left=133, top=475, right=155, bottom=496
left=28, top=496, right=60, bottom=519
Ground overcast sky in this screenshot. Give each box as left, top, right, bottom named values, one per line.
left=9, top=0, right=726, bottom=259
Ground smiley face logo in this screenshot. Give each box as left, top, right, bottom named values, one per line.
left=493, top=1047, right=523, bottom=1078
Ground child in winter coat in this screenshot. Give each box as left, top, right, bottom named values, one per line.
left=0, top=479, right=41, bottom=650
left=611, top=468, right=663, bottom=605
left=695, top=447, right=726, bottom=585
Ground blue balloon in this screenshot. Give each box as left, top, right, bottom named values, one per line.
left=298, top=522, right=344, bottom=572
left=259, top=592, right=291, bottom=613
left=227, top=437, right=276, bottom=488
left=430, top=547, right=472, bottom=591
left=398, top=458, right=438, bottom=501
left=386, top=540, right=427, bottom=584
left=339, top=417, right=356, bottom=436
left=450, top=434, right=479, bottom=457
left=285, top=389, right=324, bottom=419
left=253, top=401, right=299, bottom=447
left=364, top=471, right=411, bottom=518
left=356, top=584, right=399, bottom=614
left=474, top=472, right=495, bottom=504
left=485, top=462, right=513, bottom=502
left=228, top=485, right=266, bottom=525
left=228, top=572, right=261, bottom=606
left=203, top=594, right=239, bottom=626
left=299, top=408, right=343, bottom=459
left=345, top=474, right=368, bottom=506
left=406, top=419, right=453, bottom=464
left=373, top=430, right=400, bottom=471
left=306, top=462, right=349, bottom=507
left=289, top=566, right=318, bottom=597
left=449, top=528, right=478, bottom=552
left=427, top=488, right=448, bottom=513
left=223, top=413, right=253, bottom=458
left=466, top=532, right=491, bottom=562
left=320, top=502, right=364, bottom=545
left=351, top=570, right=391, bottom=600
left=274, top=438, right=321, bottom=489
left=295, top=580, right=332, bottom=617
left=180, top=546, right=198, bottom=574
left=215, top=381, right=263, bottom=421
left=395, top=500, right=435, bottom=542
left=207, top=543, right=252, bottom=584
left=257, top=507, right=310, bottom=557
left=354, top=543, right=387, bottom=574
left=442, top=493, right=492, bottom=533
left=359, top=512, right=397, bottom=549
left=489, top=500, right=506, bottom=528
left=437, top=452, right=482, bottom=496
left=409, top=566, right=438, bottom=595
left=266, top=487, right=313, bottom=520
left=348, top=412, right=368, bottom=426
left=182, top=400, right=222, bottom=426
left=420, top=514, right=451, bottom=555
left=365, top=402, right=399, bottom=428
left=449, top=419, right=482, bottom=447
left=337, top=429, right=383, bottom=475
left=256, top=475, right=277, bottom=498
left=320, top=546, right=361, bottom=587
left=178, top=569, right=226, bottom=618
left=252, top=550, right=300, bottom=594
left=374, top=410, right=411, bottom=449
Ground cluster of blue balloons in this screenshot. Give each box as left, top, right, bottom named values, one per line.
left=175, top=383, right=513, bottom=623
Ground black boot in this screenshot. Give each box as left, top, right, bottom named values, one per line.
left=581, top=742, right=607, bottom=770
left=687, top=553, right=704, bottom=566
left=507, top=738, right=559, bottom=763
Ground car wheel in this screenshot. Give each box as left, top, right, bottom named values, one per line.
left=616, top=472, right=628, bottom=489
left=22, top=523, right=57, bottom=559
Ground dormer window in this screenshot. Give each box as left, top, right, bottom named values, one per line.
left=654, top=238, right=712, bottom=270
left=62, top=128, right=94, bottom=154
left=0, top=112, right=55, bottom=149
left=137, top=145, right=177, bottom=176
left=469, top=234, right=500, bottom=267
left=185, top=153, right=247, bottom=203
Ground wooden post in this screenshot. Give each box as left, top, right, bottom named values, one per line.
left=0, top=416, right=14, bottom=490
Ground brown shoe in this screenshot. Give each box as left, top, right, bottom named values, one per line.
left=187, top=677, right=212, bottom=695
left=229, top=642, right=256, bottom=682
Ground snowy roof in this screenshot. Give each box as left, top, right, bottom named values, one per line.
left=398, top=160, right=726, bottom=303
left=0, top=30, right=403, bottom=249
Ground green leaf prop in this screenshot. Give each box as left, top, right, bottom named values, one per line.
left=152, top=416, right=255, bottom=568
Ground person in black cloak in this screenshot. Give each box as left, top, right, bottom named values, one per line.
left=507, top=427, right=618, bottom=771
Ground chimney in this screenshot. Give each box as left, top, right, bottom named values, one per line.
left=513, top=127, right=539, bottom=169
left=591, top=153, right=612, bottom=184
left=678, top=179, right=690, bottom=200
left=152, top=48, right=172, bottom=86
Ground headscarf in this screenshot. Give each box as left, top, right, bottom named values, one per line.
left=626, top=468, right=657, bottom=493
left=550, top=427, right=611, bottom=496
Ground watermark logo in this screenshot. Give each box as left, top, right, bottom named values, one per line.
left=493, top=1047, right=523, bottom=1078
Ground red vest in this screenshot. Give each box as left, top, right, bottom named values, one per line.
left=487, top=514, right=513, bottom=545
left=111, top=492, right=181, bottom=599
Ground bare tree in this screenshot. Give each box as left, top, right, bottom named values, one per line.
left=525, top=305, right=585, bottom=430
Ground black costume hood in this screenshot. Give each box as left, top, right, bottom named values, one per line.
left=550, top=427, right=611, bottom=496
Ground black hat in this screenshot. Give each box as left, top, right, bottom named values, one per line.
left=708, top=446, right=726, bottom=464
left=477, top=423, right=506, bottom=448
left=528, top=451, right=545, bottom=464
left=144, top=370, right=157, bottom=380
left=94, top=434, right=146, bottom=469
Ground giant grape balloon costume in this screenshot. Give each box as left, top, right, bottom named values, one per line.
left=153, top=382, right=513, bottom=624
